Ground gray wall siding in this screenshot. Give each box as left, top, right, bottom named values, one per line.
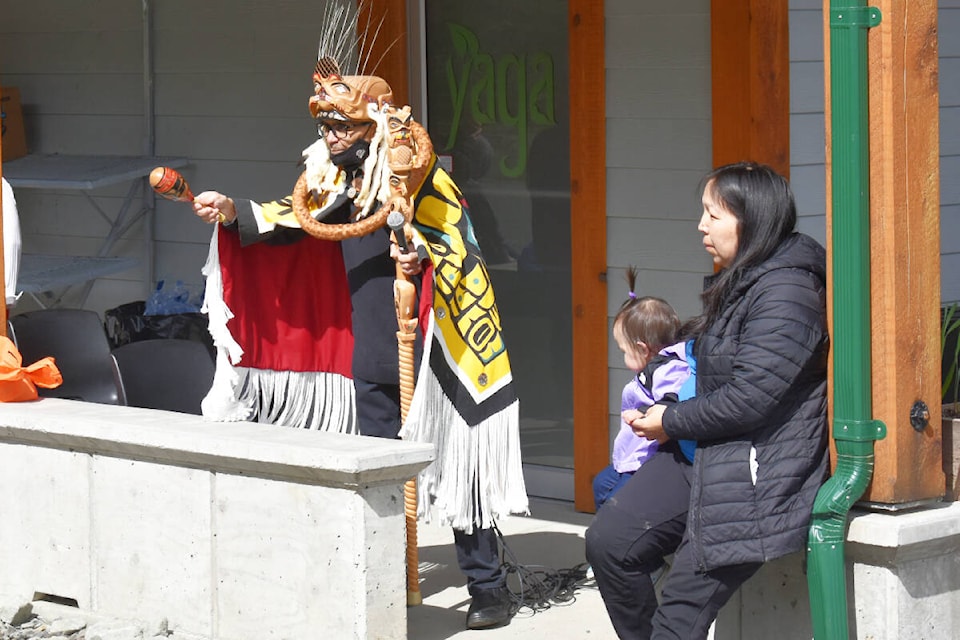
left=1, top=0, right=339, bottom=313
left=790, top=1, right=828, bottom=248
left=604, top=0, right=713, bottom=324
left=604, top=0, right=713, bottom=443
left=943, top=1, right=960, bottom=303
left=2, top=2, right=153, bottom=311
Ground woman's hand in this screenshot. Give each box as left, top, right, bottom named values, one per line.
left=193, top=191, right=237, bottom=225
left=390, top=242, right=423, bottom=276
left=626, top=404, right=669, bottom=444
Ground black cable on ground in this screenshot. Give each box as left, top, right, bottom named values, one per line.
left=491, top=521, right=594, bottom=617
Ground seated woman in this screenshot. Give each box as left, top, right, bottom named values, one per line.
left=585, top=162, right=830, bottom=640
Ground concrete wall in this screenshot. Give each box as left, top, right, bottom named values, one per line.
left=712, top=501, right=960, bottom=640
left=0, top=399, right=433, bottom=640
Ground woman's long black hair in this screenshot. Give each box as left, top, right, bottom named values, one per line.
left=684, top=161, right=797, bottom=338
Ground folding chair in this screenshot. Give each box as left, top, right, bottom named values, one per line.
left=7, top=308, right=121, bottom=404
left=110, top=338, right=215, bottom=415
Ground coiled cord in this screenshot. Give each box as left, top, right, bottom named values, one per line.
left=492, top=521, right=594, bottom=616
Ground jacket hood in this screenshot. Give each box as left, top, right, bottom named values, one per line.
left=709, top=232, right=827, bottom=303
left=762, top=232, right=827, bottom=283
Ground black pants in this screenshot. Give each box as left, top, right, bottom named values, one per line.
left=586, top=446, right=760, bottom=640
left=650, top=538, right=760, bottom=640
left=354, top=378, right=402, bottom=439
left=585, top=447, right=692, bottom=640
left=455, top=526, right=505, bottom=594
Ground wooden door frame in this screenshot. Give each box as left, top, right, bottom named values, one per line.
left=569, top=1, right=607, bottom=512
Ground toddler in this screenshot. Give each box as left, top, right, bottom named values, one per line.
left=592, top=267, right=692, bottom=510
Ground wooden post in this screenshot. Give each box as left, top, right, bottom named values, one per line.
left=569, top=0, right=608, bottom=513
left=824, top=0, right=944, bottom=504
left=710, top=0, right=790, bottom=176
left=357, top=0, right=409, bottom=106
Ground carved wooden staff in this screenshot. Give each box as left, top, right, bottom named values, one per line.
left=388, top=208, right=422, bottom=606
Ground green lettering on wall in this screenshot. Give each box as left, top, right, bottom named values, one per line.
left=470, top=55, right=496, bottom=125
left=442, top=23, right=556, bottom=178
left=444, top=23, right=481, bottom=151
left=529, top=53, right=556, bottom=125
left=496, top=54, right=527, bottom=177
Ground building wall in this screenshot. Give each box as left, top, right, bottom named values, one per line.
left=943, top=0, right=960, bottom=303
left=601, top=0, right=832, bottom=435
left=602, top=0, right=959, bottom=441
left=603, top=0, right=714, bottom=426
left=787, top=0, right=960, bottom=305
left=2, top=2, right=154, bottom=311
left=790, top=0, right=828, bottom=250
left=1, top=0, right=337, bottom=313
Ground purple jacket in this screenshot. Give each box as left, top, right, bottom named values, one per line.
left=612, top=341, right=691, bottom=473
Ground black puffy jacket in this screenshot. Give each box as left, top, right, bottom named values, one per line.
left=662, top=232, right=830, bottom=572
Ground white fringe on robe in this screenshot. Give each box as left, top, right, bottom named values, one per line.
left=400, top=312, right=529, bottom=534
left=198, top=225, right=356, bottom=433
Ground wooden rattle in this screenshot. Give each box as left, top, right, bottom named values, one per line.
left=149, top=166, right=224, bottom=223
left=149, top=166, right=195, bottom=202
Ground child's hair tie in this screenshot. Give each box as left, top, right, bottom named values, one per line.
left=628, top=291, right=637, bottom=299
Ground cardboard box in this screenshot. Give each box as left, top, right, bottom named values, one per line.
left=1, top=87, right=28, bottom=161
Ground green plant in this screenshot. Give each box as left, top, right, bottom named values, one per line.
left=942, top=302, right=960, bottom=415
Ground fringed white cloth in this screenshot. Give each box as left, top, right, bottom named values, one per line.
left=401, top=314, right=529, bottom=534
left=231, top=366, right=355, bottom=432
left=199, top=224, right=356, bottom=433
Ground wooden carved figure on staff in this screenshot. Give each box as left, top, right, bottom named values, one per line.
left=188, top=1, right=527, bottom=630
left=388, top=207, right=422, bottom=605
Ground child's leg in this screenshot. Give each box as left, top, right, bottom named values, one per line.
left=592, top=465, right=620, bottom=510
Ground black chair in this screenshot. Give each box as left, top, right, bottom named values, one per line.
left=110, top=338, right=215, bottom=415
left=8, top=308, right=121, bottom=404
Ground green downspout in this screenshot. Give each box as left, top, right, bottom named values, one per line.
left=806, top=5, right=887, bottom=640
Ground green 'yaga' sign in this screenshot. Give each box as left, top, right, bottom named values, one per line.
left=443, top=23, right=557, bottom=178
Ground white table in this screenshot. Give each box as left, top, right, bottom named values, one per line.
left=3, top=153, right=189, bottom=306
left=16, top=253, right=141, bottom=308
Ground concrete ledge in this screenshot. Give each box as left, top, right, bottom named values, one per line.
left=847, top=502, right=960, bottom=640
left=847, top=502, right=960, bottom=549
left=0, top=398, right=434, bottom=640
left=0, top=398, right=430, bottom=485
left=714, top=502, right=960, bottom=640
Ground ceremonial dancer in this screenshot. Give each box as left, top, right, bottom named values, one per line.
left=192, top=6, right=527, bottom=630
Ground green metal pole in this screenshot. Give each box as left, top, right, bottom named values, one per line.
left=806, top=4, right=886, bottom=640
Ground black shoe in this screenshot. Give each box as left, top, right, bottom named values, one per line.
left=465, top=587, right=512, bottom=630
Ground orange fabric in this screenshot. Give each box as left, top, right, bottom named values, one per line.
left=0, top=336, right=62, bottom=402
